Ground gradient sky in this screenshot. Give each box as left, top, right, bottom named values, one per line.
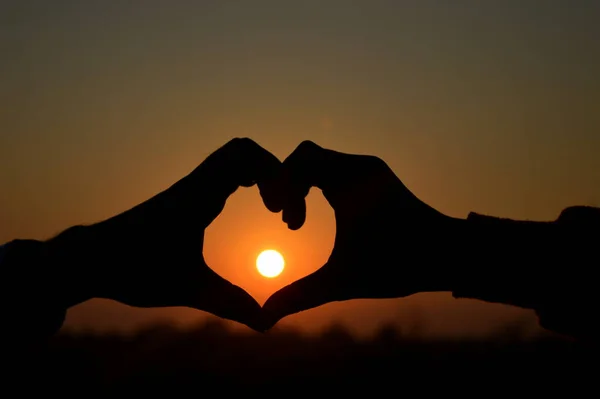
left=1, top=0, right=598, bottom=338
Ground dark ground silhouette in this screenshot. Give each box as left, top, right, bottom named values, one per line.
left=10, top=317, right=598, bottom=395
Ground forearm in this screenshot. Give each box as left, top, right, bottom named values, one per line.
left=450, top=214, right=563, bottom=308
left=0, top=212, right=149, bottom=341
left=1, top=232, right=98, bottom=313
left=2, top=202, right=154, bottom=305
left=1, top=239, right=68, bottom=340
left=449, top=208, right=599, bottom=337
left=41, top=205, right=160, bottom=304
left=44, top=185, right=185, bottom=302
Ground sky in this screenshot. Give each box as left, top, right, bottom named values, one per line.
left=1, top=0, right=598, bottom=338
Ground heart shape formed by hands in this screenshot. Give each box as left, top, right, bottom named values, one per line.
left=94, top=138, right=456, bottom=333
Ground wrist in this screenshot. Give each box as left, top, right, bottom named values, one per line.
left=0, top=243, right=6, bottom=266
left=412, top=214, right=465, bottom=294
left=438, top=215, right=470, bottom=293
left=1, top=239, right=69, bottom=339
left=45, top=216, right=152, bottom=304
left=1, top=239, right=71, bottom=306
left=43, top=225, right=107, bottom=306
left=450, top=212, right=560, bottom=309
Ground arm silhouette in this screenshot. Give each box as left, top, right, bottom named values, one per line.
left=1, top=138, right=281, bottom=343
left=454, top=207, right=598, bottom=339
left=262, top=141, right=598, bottom=339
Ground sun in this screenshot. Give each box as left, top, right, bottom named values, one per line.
left=256, top=249, right=285, bottom=278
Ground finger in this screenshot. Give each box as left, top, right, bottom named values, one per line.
left=188, top=268, right=265, bottom=332
left=270, top=140, right=383, bottom=229
left=282, top=196, right=306, bottom=231
left=262, top=265, right=340, bottom=330
left=184, top=137, right=283, bottom=214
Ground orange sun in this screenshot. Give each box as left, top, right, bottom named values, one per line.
left=256, top=249, right=285, bottom=278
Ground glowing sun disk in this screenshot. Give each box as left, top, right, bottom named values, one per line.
left=256, top=249, right=285, bottom=278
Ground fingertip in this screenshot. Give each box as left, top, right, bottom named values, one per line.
left=229, top=284, right=264, bottom=326
left=266, top=202, right=283, bottom=214
left=286, top=221, right=303, bottom=231
left=197, top=280, right=265, bottom=332
left=259, top=181, right=284, bottom=213
left=261, top=267, right=333, bottom=329
left=261, top=294, right=286, bottom=330
left=282, top=200, right=306, bottom=231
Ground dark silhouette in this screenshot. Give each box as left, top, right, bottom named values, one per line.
left=9, top=318, right=598, bottom=395
left=1, top=138, right=283, bottom=342
left=261, top=141, right=600, bottom=341
left=1, top=138, right=598, bottom=346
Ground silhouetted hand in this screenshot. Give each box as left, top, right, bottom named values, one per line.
left=262, top=141, right=459, bottom=329
left=43, top=138, right=281, bottom=332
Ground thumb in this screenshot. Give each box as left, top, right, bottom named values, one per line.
left=187, top=268, right=265, bottom=332
left=262, top=265, right=340, bottom=330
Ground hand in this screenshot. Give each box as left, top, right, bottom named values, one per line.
left=47, top=138, right=281, bottom=332
left=261, top=141, right=460, bottom=329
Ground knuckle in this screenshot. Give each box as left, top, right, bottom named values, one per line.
left=557, top=205, right=600, bottom=224
left=363, top=155, right=392, bottom=176
left=287, top=140, right=323, bottom=166
left=227, top=137, right=257, bottom=153
left=234, top=137, right=256, bottom=147
left=365, top=154, right=387, bottom=169
left=297, top=140, right=320, bottom=152
left=222, top=138, right=262, bottom=167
